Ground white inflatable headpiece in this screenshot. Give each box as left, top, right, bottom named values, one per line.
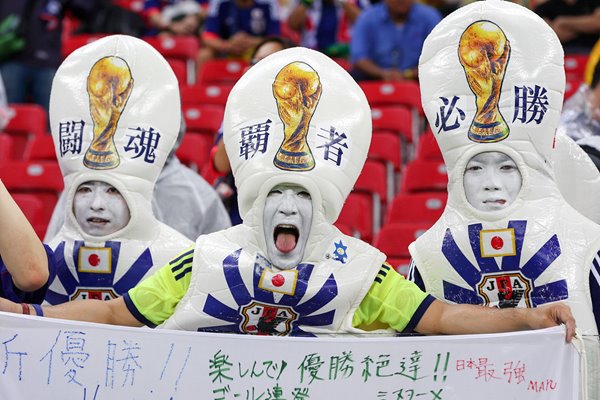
left=50, top=34, right=180, bottom=242
left=223, top=47, right=372, bottom=223
left=419, top=0, right=565, bottom=178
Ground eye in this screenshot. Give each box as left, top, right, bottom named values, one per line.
left=77, top=186, right=92, bottom=193
left=298, top=191, right=311, bottom=199
left=268, top=189, right=282, bottom=197
left=500, top=164, right=517, bottom=171
left=107, top=187, right=120, bottom=194
left=465, top=165, right=482, bottom=172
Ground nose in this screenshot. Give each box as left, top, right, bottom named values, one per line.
left=483, top=170, right=501, bottom=191
left=278, top=191, right=298, bottom=216
left=90, top=191, right=105, bottom=210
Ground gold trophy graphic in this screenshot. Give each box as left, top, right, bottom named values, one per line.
left=84, top=56, right=134, bottom=169
left=459, top=20, right=511, bottom=143
left=272, top=61, right=322, bottom=171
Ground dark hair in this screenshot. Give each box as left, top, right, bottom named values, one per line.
left=250, top=36, right=297, bottom=63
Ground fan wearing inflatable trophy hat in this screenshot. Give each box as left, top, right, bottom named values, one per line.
left=44, top=35, right=193, bottom=305
left=154, top=47, right=432, bottom=336
left=408, top=0, right=600, bottom=336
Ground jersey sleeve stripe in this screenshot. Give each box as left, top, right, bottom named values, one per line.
left=174, top=265, right=193, bottom=281
left=401, top=294, right=435, bottom=333
left=170, top=253, right=194, bottom=274
left=169, top=248, right=195, bottom=267
left=123, top=293, right=157, bottom=328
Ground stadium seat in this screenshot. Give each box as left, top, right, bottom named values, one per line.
left=400, top=159, right=448, bottom=193
left=180, top=83, right=234, bottom=107
left=386, top=192, right=447, bottom=225
left=0, top=135, right=14, bottom=162
left=332, top=57, right=351, bottom=71
left=3, top=104, right=48, bottom=160
left=564, top=79, right=582, bottom=102
left=359, top=81, right=424, bottom=143
left=373, top=222, right=430, bottom=261
left=62, top=34, right=107, bottom=58
left=0, top=160, right=63, bottom=192
left=11, top=192, right=55, bottom=239
left=369, top=132, right=402, bottom=197
left=197, top=59, right=248, bottom=85
left=387, top=257, right=411, bottom=277
left=144, top=36, right=200, bottom=85
left=354, top=160, right=389, bottom=236
left=336, top=192, right=375, bottom=243
left=176, top=132, right=213, bottom=173
left=414, top=129, right=443, bottom=161
left=182, top=104, right=224, bottom=135
left=371, top=106, right=414, bottom=143
left=23, top=135, right=56, bottom=161
left=564, top=53, right=589, bottom=82
left=167, top=58, right=187, bottom=86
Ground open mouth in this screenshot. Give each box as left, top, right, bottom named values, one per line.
left=273, top=224, right=299, bottom=253
left=87, top=217, right=109, bottom=224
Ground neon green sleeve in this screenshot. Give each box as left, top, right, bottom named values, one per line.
left=124, top=246, right=195, bottom=327
left=352, top=263, right=435, bottom=333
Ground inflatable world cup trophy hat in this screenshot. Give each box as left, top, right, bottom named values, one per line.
left=419, top=0, right=565, bottom=216
left=50, top=34, right=181, bottom=242
left=223, top=47, right=372, bottom=230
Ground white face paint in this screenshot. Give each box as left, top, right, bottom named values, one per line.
left=463, top=152, right=522, bottom=212
left=73, top=181, right=131, bottom=236
left=263, top=184, right=313, bottom=270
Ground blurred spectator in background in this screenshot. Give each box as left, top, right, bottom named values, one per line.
left=45, top=116, right=231, bottom=242
left=211, top=36, right=294, bottom=225
left=75, top=0, right=146, bottom=37
left=197, top=0, right=281, bottom=67
left=143, top=0, right=207, bottom=36
left=0, top=0, right=98, bottom=114
left=559, top=38, right=600, bottom=141
left=534, top=0, right=600, bottom=53
left=286, top=0, right=368, bottom=57
left=349, top=0, right=441, bottom=81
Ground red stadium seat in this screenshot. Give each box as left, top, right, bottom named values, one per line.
left=337, top=192, right=375, bottom=243
left=373, top=222, right=430, bottom=260
left=0, top=135, right=15, bottom=162
left=400, top=159, right=448, bottom=193
left=386, top=192, right=447, bottom=225
left=356, top=159, right=389, bottom=205
left=359, top=80, right=422, bottom=113
left=23, top=135, right=56, bottom=161
left=387, top=257, right=411, bottom=277
left=11, top=192, right=56, bottom=239
left=182, top=104, right=224, bottom=135
left=176, top=132, right=213, bottom=173
left=62, top=34, right=107, bottom=58
left=564, top=53, right=589, bottom=82
left=144, top=36, right=200, bottom=85
left=368, top=133, right=402, bottom=200
left=0, top=160, right=63, bottom=192
left=197, top=59, right=248, bottom=85
left=3, top=104, right=48, bottom=160
left=564, top=80, right=582, bottom=102
left=371, top=106, right=414, bottom=143
left=414, top=129, right=443, bottom=161
left=167, top=58, right=188, bottom=86
left=180, top=83, right=234, bottom=107
left=332, top=57, right=351, bottom=71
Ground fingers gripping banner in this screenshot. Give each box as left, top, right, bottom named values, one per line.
left=0, top=313, right=580, bottom=399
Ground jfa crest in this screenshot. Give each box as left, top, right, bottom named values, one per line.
left=240, top=301, right=298, bottom=336
left=71, top=287, right=118, bottom=301
left=477, top=273, right=533, bottom=308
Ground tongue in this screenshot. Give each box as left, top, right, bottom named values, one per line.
left=276, top=232, right=297, bottom=253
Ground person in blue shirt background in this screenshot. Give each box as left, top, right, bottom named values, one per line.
left=350, top=0, right=441, bottom=81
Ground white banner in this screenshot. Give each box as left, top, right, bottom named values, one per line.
left=0, top=312, right=579, bottom=399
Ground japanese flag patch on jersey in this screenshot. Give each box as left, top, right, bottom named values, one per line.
left=480, top=228, right=516, bottom=258
left=259, top=269, right=298, bottom=296
left=78, top=247, right=112, bottom=273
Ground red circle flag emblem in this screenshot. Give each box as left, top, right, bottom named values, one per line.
left=88, top=254, right=100, bottom=267
left=491, top=236, right=504, bottom=250
left=272, top=274, right=285, bottom=287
